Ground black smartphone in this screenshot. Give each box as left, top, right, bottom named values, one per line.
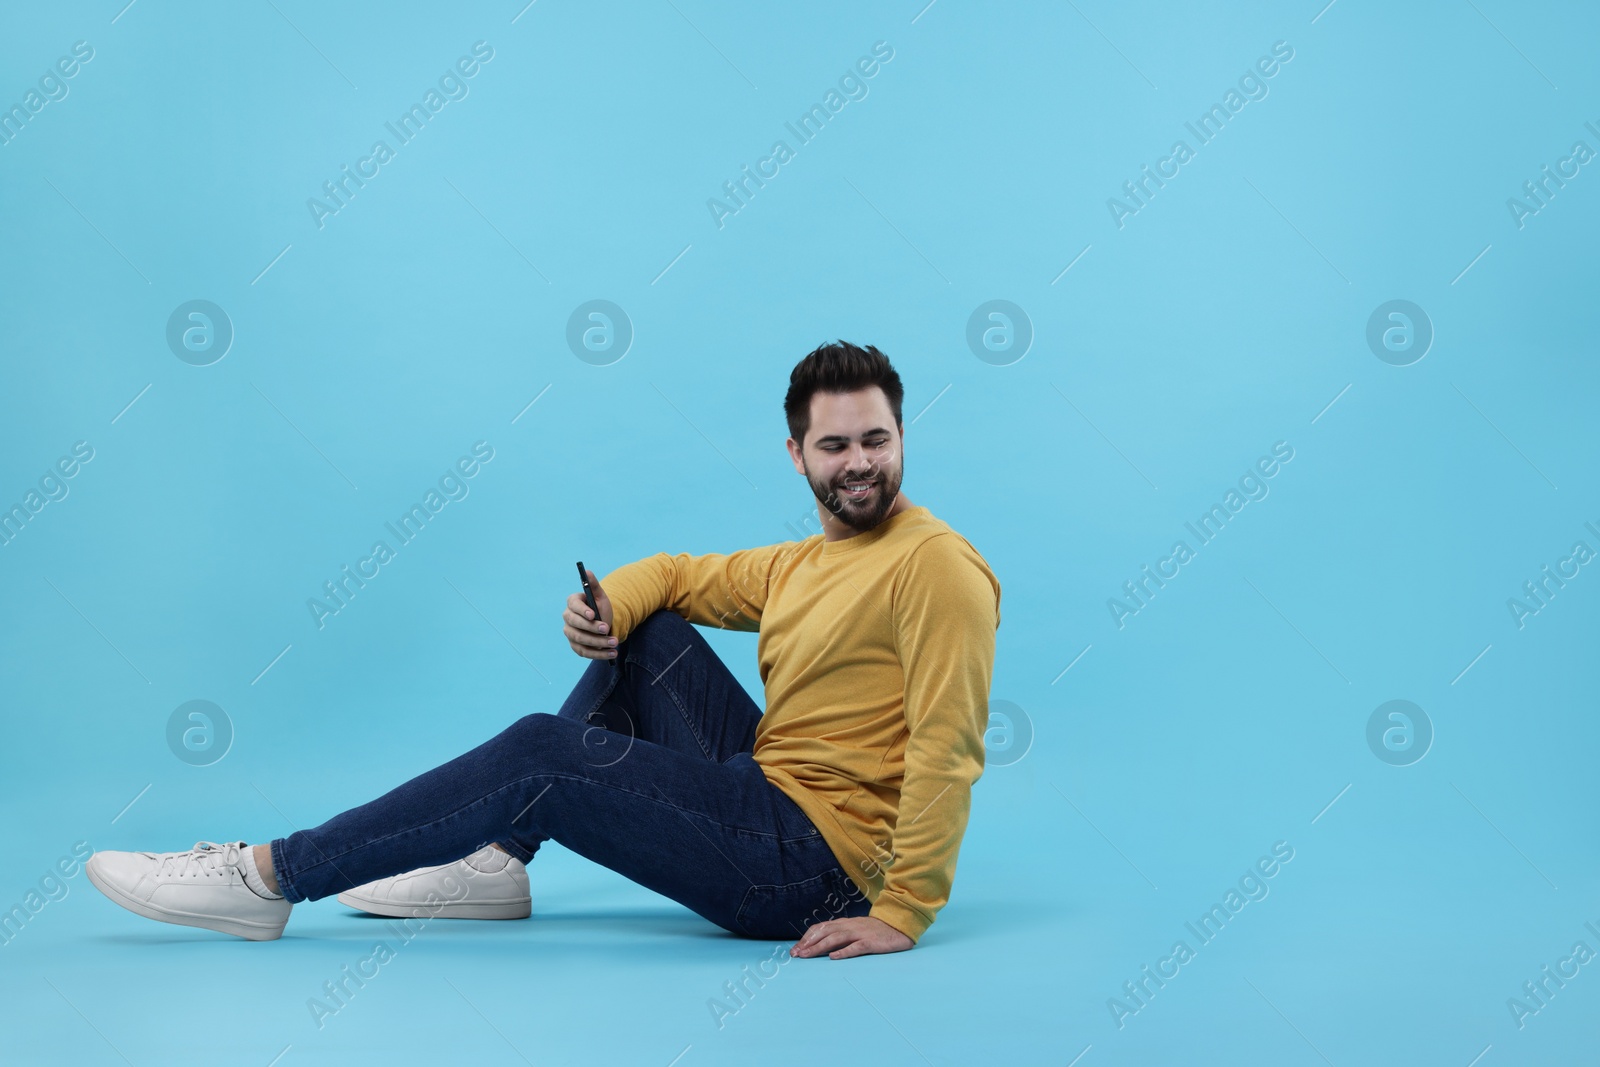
left=577, top=561, right=616, bottom=667
left=576, top=561, right=599, bottom=619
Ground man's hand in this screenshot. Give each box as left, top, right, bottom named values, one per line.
left=563, top=568, right=617, bottom=660
left=789, top=916, right=914, bottom=960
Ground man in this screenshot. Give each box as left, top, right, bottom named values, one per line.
left=86, top=341, right=1002, bottom=960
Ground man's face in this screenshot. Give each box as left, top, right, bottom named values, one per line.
left=786, top=387, right=905, bottom=533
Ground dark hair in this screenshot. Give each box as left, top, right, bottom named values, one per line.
left=784, top=341, right=904, bottom=449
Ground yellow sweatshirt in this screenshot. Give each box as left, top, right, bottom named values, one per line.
left=600, top=505, right=1001, bottom=943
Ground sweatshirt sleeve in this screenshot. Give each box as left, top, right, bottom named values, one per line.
left=599, top=541, right=795, bottom=643
left=870, top=533, right=1001, bottom=943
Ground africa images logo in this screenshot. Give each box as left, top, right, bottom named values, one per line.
left=306, top=42, right=495, bottom=230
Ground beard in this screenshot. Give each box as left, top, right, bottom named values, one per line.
left=803, top=455, right=904, bottom=534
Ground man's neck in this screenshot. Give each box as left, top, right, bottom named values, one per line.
left=819, top=493, right=915, bottom=542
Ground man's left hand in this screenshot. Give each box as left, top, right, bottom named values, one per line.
left=789, top=916, right=914, bottom=960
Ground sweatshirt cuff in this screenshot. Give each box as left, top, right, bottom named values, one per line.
left=868, top=896, right=933, bottom=944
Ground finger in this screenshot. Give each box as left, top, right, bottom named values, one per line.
left=564, top=599, right=608, bottom=635
left=563, top=622, right=617, bottom=654
left=566, top=594, right=605, bottom=629
left=829, top=941, right=868, bottom=960
left=800, top=930, right=852, bottom=957
left=793, top=920, right=831, bottom=949
left=566, top=614, right=608, bottom=646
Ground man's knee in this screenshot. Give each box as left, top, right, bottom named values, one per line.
left=618, top=610, right=696, bottom=664
left=630, top=609, right=693, bottom=643
left=503, top=711, right=631, bottom=769
left=504, top=711, right=566, bottom=744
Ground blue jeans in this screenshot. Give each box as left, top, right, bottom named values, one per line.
left=269, top=610, right=871, bottom=939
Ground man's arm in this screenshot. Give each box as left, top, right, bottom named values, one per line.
left=870, top=533, right=1001, bottom=944
left=600, top=541, right=793, bottom=643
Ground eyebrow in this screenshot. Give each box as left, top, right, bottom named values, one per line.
left=813, top=428, right=894, bottom=445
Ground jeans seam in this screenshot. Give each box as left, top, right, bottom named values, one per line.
left=626, top=634, right=717, bottom=762
left=272, top=830, right=366, bottom=904
left=269, top=838, right=299, bottom=903
left=580, top=655, right=622, bottom=726
left=287, top=770, right=770, bottom=883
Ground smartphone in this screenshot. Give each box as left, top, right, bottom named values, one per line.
left=576, top=561, right=616, bottom=666
left=576, top=561, right=599, bottom=619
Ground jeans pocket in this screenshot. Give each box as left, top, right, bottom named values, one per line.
left=722, top=755, right=822, bottom=843
left=735, top=867, right=870, bottom=940
left=766, top=774, right=823, bottom=844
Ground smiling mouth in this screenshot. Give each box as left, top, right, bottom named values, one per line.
left=839, top=480, right=876, bottom=500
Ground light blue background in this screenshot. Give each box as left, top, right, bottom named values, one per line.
left=2, top=1, right=1597, bottom=1064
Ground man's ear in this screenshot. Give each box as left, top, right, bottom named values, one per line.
left=786, top=437, right=806, bottom=475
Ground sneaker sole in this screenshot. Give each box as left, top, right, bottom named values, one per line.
left=85, top=861, right=287, bottom=941
left=335, top=890, right=531, bottom=920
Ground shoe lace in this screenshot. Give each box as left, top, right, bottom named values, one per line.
left=156, top=841, right=242, bottom=880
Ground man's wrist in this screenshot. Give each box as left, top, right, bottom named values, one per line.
left=867, top=898, right=927, bottom=944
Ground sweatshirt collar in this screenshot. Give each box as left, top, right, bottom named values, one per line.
left=819, top=506, right=926, bottom=556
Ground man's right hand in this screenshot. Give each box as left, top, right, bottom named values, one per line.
left=564, top=568, right=617, bottom=660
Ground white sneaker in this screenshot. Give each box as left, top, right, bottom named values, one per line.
left=337, top=845, right=531, bottom=919
left=85, top=841, right=291, bottom=941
